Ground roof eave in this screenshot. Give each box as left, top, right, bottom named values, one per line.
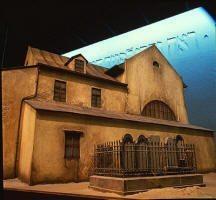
left=25, top=100, right=214, bottom=133
left=38, top=63, right=128, bottom=88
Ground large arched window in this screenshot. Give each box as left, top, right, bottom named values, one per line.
left=142, top=100, right=176, bottom=121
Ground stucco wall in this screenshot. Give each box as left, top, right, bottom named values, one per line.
left=30, top=110, right=216, bottom=184
left=18, top=103, right=37, bottom=184
left=2, top=67, right=38, bottom=179
left=36, top=69, right=127, bottom=113
left=124, top=46, right=188, bottom=123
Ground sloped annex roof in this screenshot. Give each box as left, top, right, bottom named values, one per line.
left=25, top=46, right=123, bottom=85
left=25, top=99, right=213, bottom=133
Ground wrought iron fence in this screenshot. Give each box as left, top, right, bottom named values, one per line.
left=93, top=137, right=197, bottom=177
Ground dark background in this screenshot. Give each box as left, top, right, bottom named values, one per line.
left=1, top=0, right=216, bottom=67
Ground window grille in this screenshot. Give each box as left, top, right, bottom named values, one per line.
left=91, top=88, right=101, bottom=108
left=54, top=80, right=66, bottom=102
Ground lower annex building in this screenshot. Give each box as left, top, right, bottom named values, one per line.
left=2, top=45, right=216, bottom=185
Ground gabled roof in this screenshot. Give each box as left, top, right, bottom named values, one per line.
left=128, top=45, right=188, bottom=88
left=25, top=99, right=213, bottom=133
left=25, top=46, right=125, bottom=86
left=64, top=53, right=88, bottom=66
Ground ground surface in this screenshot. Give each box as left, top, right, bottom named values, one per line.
left=4, top=173, right=216, bottom=199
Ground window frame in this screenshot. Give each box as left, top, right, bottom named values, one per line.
left=153, top=61, right=160, bottom=68
left=64, top=131, right=81, bottom=160
left=91, top=88, right=101, bottom=108
left=142, top=100, right=176, bottom=121
left=53, top=80, right=66, bottom=102
left=74, top=59, right=85, bottom=73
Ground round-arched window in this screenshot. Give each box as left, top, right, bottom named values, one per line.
left=142, top=100, right=176, bottom=121
left=153, top=61, right=160, bottom=68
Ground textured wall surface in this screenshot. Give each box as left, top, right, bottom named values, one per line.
left=2, top=68, right=38, bottom=179
left=125, top=46, right=188, bottom=123
left=28, top=110, right=215, bottom=184
left=36, top=69, right=127, bottom=113
left=2, top=42, right=214, bottom=185
left=18, top=103, right=36, bottom=184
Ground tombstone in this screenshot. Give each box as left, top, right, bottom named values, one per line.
left=164, top=137, right=178, bottom=173
left=148, top=135, right=161, bottom=175
left=121, top=134, right=135, bottom=174
left=135, top=135, right=148, bottom=173
left=175, top=135, right=187, bottom=169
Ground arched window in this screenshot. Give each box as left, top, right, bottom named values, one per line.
left=142, top=100, right=176, bottom=121
left=153, top=61, right=160, bottom=68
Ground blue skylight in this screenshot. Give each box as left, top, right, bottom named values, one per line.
left=63, top=7, right=216, bottom=130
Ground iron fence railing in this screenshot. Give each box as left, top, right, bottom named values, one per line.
left=93, top=139, right=197, bottom=177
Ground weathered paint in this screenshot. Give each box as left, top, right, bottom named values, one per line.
left=2, top=45, right=215, bottom=186
left=29, top=110, right=216, bottom=184
left=2, top=67, right=38, bottom=179
left=124, top=46, right=188, bottom=123
left=18, top=103, right=37, bottom=184
left=36, top=69, right=127, bottom=113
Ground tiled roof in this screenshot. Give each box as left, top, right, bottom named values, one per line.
left=25, top=99, right=213, bottom=133
left=27, top=47, right=123, bottom=85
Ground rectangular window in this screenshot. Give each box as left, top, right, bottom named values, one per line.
left=64, top=132, right=80, bottom=160
left=91, top=88, right=101, bottom=108
left=75, top=59, right=84, bottom=73
left=54, top=80, right=66, bottom=102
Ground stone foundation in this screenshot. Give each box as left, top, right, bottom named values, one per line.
left=89, top=174, right=205, bottom=195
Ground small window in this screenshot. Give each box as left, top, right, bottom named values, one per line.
left=91, top=88, right=101, bottom=108
left=75, top=59, right=84, bottom=73
left=54, top=80, right=66, bottom=102
left=153, top=61, right=160, bottom=68
left=64, top=132, right=80, bottom=160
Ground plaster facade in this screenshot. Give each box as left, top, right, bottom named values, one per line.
left=2, top=45, right=216, bottom=185
left=36, top=69, right=127, bottom=113
left=124, top=46, right=188, bottom=122
left=2, top=67, right=38, bottom=179
left=27, top=110, right=215, bottom=185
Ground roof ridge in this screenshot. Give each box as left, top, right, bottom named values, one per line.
left=30, top=46, right=70, bottom=61
left=26, top=46, right=124, bottom=85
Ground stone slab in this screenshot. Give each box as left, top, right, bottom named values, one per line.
left=89, top=174, right=205, bottom=195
